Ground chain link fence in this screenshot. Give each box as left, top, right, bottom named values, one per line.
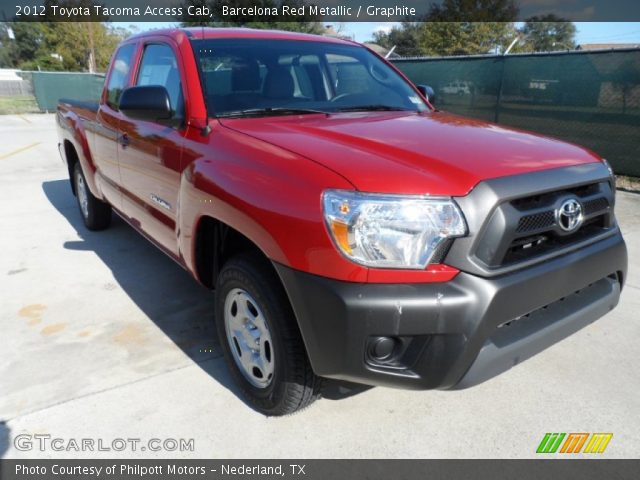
left=21, top=71, right=106, bottom=112
left=1, top=49, right=638, bottom=176
left=393, top=48, right=640, bottom=177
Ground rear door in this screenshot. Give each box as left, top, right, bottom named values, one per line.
left=118, top=40, right=186, bottom=257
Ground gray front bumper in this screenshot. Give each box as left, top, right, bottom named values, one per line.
left=455, top=274, right=620, bottom=389
left=277, top=231, right=627, bottom=390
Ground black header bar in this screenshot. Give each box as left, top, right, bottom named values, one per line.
left=1, top=0, right=639, bottom=22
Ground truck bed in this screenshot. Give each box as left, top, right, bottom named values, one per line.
left=58, top=98, right=99, bottom=113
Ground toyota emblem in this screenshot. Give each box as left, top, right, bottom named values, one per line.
left=556, top=198, right=583, bottom=232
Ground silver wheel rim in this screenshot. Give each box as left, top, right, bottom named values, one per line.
left=223, top=288, right=275, bottom=389
left=76, top=171, right=89, bottom=219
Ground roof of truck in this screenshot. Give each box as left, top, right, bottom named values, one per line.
left=126, top=27, right=357, bottom=46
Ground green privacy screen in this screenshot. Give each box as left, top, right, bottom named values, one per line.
left=24, top=50, right=639, bottom=176
left=28, top=72, right=105, bottom=113
left=393, top=49, right=640, bottom=177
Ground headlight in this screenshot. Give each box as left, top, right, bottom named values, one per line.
left=322, top=190, right=467, bottom=269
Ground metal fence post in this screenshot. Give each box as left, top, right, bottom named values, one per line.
left=494, top=56, right=507, bottom=124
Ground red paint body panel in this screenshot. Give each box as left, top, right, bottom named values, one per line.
left=221, top=111, right=601, bottom=197
left=56, top=28, right=604, bottom=285
left=177, top=122, right=367, bottom=282
left=129, top=27, right=356, bottom=45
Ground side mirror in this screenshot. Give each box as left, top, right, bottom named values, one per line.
left=416, top=84, right=436, bottom=104
left=119, top=85, right=173, bottom=123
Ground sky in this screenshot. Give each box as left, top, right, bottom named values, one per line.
left=117, top=22, right=640, bottom=45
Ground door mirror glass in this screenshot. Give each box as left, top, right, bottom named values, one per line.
left=119, top=85, right=173, bottom=123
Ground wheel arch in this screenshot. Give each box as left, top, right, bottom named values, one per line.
left=58, top=109, right=102, bottom=199
left=63, top=139, right=79, bottom=195
left=193, top=214, right=276, bottom=290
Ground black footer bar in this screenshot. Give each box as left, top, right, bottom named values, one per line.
left=1, top=459, right=638, bottom=480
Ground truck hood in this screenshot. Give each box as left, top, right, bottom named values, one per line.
left=220, top=111, right=601, bottom=196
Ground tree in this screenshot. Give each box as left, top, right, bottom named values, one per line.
left=372, top=23, right=422, bottom=57
left=0, top=26, right=11, bottom=68
left=372, top=23, right=518, bottom=57
left=420, top=22, right=517, bottom=56
left=427, top=0, right=518, bottom=22
left=371, top=0, right=519, bottom=57
left=179, top=0, right=324, bottom=34
left=0, top=20, right=131, bottom=71
left=0, top=22, right=46, bottom=68
left=519, top=15, right=576, bottom=52
left=0, top=0, right=132, bottom=72
left=39, top=0, right=112, bottom=72
left=42, top=23, right=129, bottom=71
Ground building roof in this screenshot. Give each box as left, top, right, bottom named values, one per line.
left=0, top=69, right=22, bottom=81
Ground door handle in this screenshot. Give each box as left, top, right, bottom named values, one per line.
left=118, top=133, right=129, bottom=147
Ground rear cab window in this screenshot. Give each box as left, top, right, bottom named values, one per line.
left=105, top=43, right=136, bottom=110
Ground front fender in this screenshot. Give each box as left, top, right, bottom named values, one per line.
left=175, top=127, right=364, bottom=282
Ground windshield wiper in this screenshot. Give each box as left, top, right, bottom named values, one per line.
left=218, top=107, right=329, bottom=118
left=333, top=105, right=415, bottom=112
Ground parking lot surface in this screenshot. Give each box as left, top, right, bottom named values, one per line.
left=1, top=114, right=639, bottom=458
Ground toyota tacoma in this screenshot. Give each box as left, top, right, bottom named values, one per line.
left=57, top=28, right=627, bottom=415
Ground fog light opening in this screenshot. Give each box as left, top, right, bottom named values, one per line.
left=368, top=336, right=398, bottom=362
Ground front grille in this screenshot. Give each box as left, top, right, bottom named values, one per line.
left=515, top=195, right=610, bottom=235
left=511, top=182, right=599, bottom=211
left=471, top=180, right=614, bottom=269
left=583, top=197, right=610, bottom=215
left=502, top=217, right=606, bottom=265
left=516, top=211, right=555, bottom=233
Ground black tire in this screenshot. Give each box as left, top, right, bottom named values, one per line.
left=215, top=252, right=321, bottom=415
left=73, top=162, right=111, bottom=231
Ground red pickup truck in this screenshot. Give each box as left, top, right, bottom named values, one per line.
left=57, top=28, right=627, bottom=415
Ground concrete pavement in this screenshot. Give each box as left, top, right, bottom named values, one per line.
left=0, top=114, right=638, bottom=459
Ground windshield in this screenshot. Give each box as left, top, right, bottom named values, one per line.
left=191, top=38, right=428, bottom=117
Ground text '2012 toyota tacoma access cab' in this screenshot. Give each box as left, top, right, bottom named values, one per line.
left=57, top=28, right=627, bottom=415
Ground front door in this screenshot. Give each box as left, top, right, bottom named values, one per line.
left=118, top=41, right=186, bottom=257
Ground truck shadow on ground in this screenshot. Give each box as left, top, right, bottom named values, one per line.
left=42, top=179, right=369, bottom=412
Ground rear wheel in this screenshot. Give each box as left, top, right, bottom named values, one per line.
left=74, top=162, right=111, bottom=231
left=215, top=253, right=321, bottom=415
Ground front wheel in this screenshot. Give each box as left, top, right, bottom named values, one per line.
left=74, top=162, right=111, bottom=231
left=215, top=253, right=321, bottom=415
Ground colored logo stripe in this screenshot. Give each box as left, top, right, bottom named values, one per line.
left=560, top=433, right=589, bottom=453
left=537, top=433, right=566, bottom=453
left=537, top=433, right=613, bottom=454
left=583, top=433, right=613, bottom=454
